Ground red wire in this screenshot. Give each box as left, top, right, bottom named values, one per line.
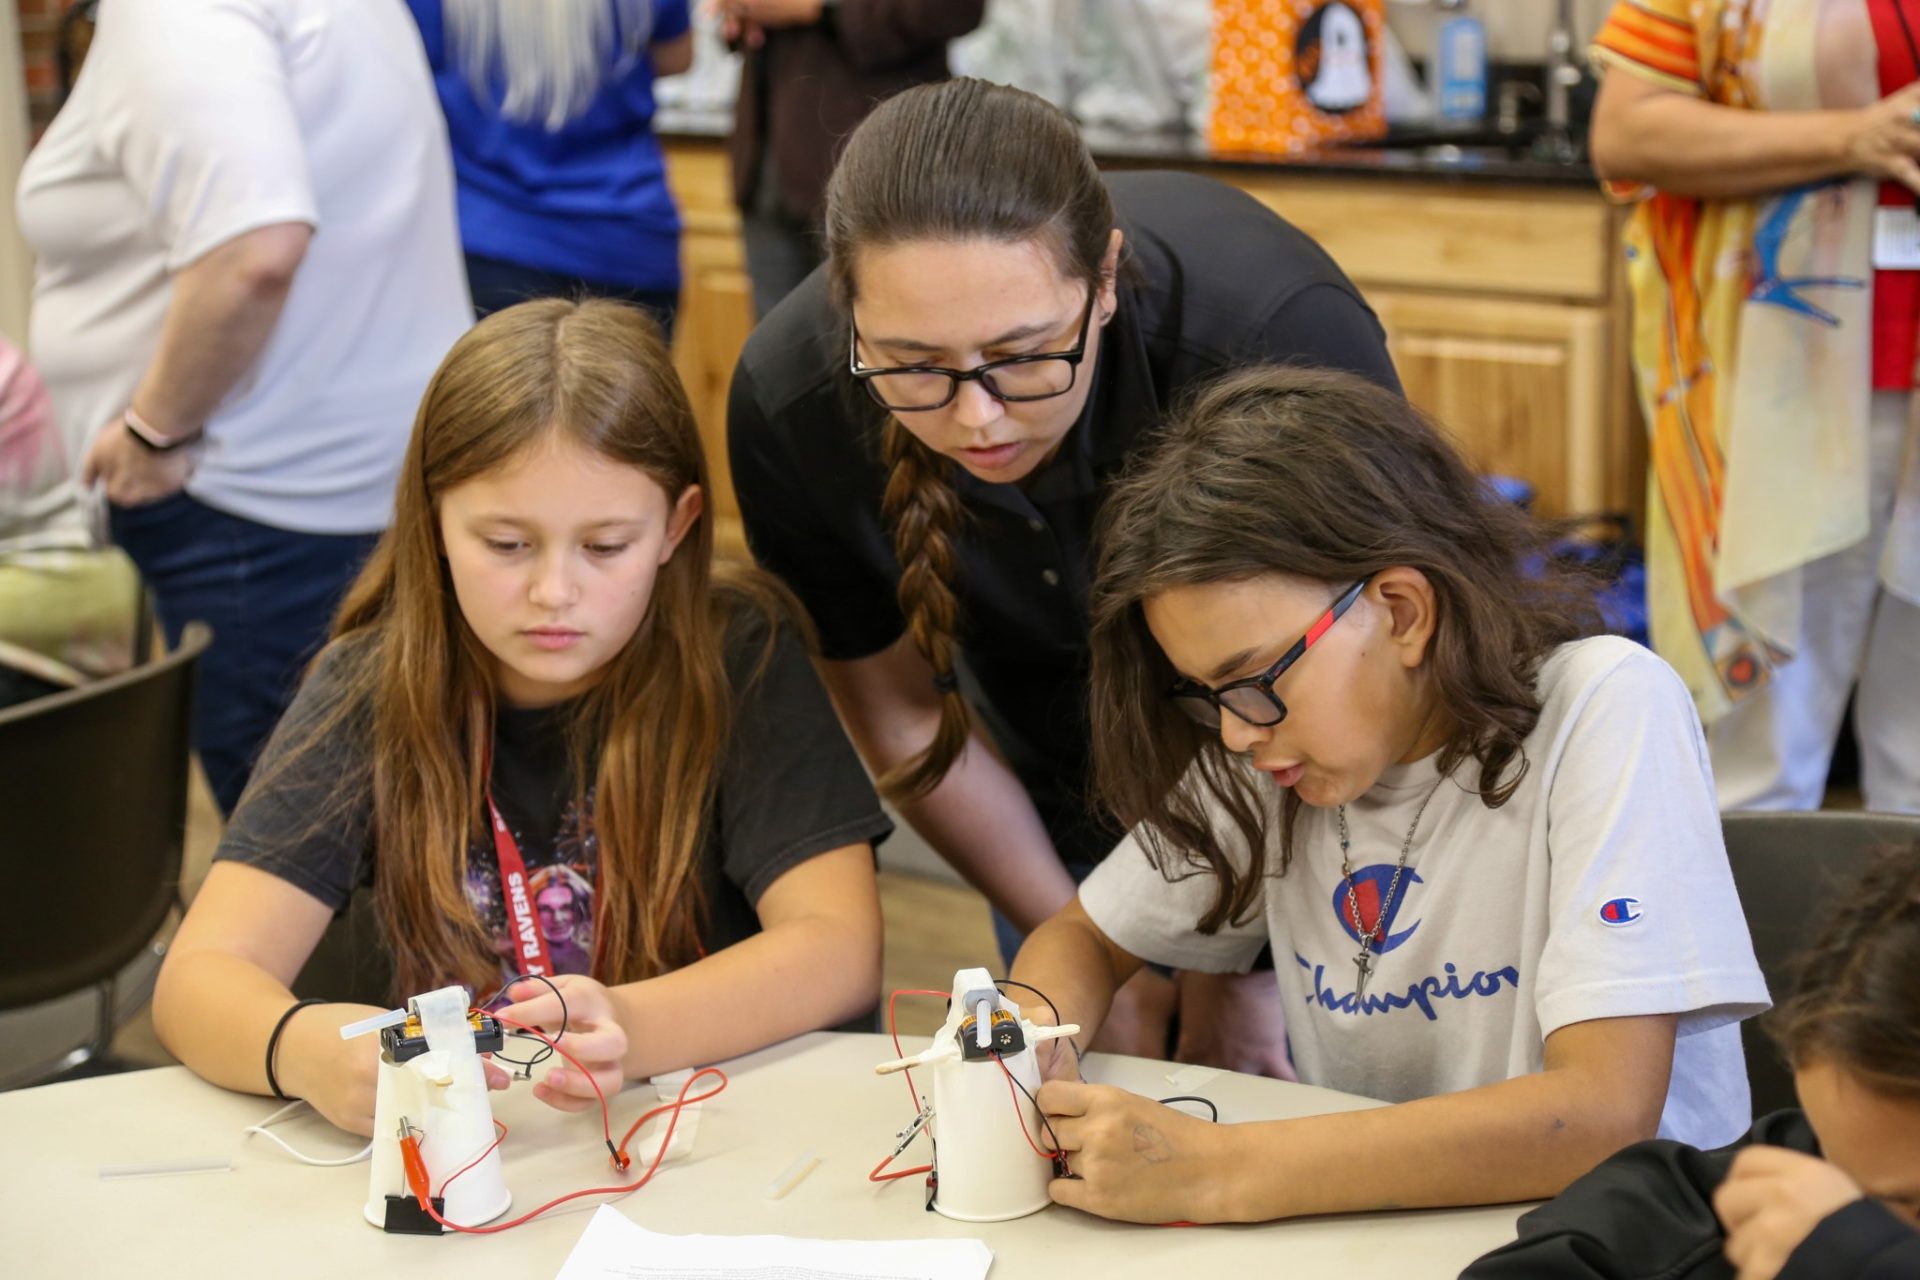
left=863, top=986, right=1214, bottom=1222
left=490, top=1012, right=618, bottom=1152
left=425, top=1067, right=726, bottom=1234
left=863, top=988, right=950, bottom=1189
left=886, top=988, right=950, bottom=1113
left=867, top=1152, right=934, bottom=1183
left=435, top=1120, right=509, bottom=1196
left=989, top=1051, right=1064, bottom=1163
left=410, top=1015, right=728, bottom=1234
left=615, top=1070, right=727, bottom=1154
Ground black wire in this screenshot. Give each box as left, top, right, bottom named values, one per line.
left=991, top=1051, right=1069, bottom=1159
left=994, top=977, right=1083, bottom=1066
left=992, top=978, right=1060, bottom=1025
left=484, top=970, right=569, bottom=1072
left=1156, top=1094, right=1220, bottom=1123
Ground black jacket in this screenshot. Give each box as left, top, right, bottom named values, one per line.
left=730, top=0, right=986, bottom=224
left=1463, top=1110, right=1920, bottom=1279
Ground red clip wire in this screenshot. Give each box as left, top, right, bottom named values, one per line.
left=389, top=1009, right=726, bottom=1235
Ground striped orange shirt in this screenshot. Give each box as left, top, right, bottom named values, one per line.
left=1592, top=0, right=1702, bottom=92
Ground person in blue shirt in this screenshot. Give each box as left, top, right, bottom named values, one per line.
left=405, top=0, right=694, bottom=334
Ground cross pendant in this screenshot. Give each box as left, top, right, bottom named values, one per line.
left=1353, top=946, right=1374, bottom=999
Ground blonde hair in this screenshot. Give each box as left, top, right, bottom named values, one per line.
left=444, top=0, right=654, bottom=130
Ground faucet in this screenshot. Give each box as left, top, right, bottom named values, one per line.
left=1496, top=79, right=1542, bottom=137
left=1542, top=0, right=1583, bottom=161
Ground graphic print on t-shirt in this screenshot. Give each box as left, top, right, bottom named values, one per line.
left=1298, top=864, right=1521, bottom=1021
left=464, top=787, right=599, bottom=978
left=1599, top=897, right=1644, bottom=927
left=1331, top=864, right=1424, bottom=952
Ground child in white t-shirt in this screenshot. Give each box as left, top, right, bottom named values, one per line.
left=1010, top=365, right=1768, bottom=1225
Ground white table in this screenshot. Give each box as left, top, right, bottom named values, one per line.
left=0, top=1032, right=1526, bottom=1277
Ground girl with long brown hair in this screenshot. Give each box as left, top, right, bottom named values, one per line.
left=152, top=300, right=887, bottom=1136
left=1009, top=365, right=1767, bottom=1223
left=727, top=76, right=1398, bottom=1069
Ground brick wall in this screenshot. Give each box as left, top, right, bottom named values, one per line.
left=18, top=0, right=80, bottom=133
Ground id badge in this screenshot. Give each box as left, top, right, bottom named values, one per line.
left=1874, top=205, right=1920, bottom=271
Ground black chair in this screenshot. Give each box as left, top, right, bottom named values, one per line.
left=0, top=623, right=210, bottom=1083
left=1722, top=809, right=1920, bottom=1118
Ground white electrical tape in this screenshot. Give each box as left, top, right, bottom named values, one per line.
left=647, top=1069, right=705, bottom=1161
left=1164, top=1063, right=1223, bottom=1092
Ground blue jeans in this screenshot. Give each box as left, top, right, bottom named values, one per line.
left=109, top=492, right=379, bottom=816
left=464, top=253, right=677, bottom=343
left=991, top=857, right=1102, bottom=972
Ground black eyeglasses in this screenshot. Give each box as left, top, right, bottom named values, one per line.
left=1167, top=578, right=1370, bottom=729
left=848, top=290, right=1097, bottom=412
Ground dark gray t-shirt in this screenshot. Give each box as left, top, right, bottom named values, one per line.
left=217, top=609, right=892, bottom=977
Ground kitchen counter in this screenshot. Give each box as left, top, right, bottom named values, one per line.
left=656, top=112, right=1637, bottom=563
left=653, top=109, right=1596, bottom=188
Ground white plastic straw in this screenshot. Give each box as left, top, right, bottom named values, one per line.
left=337, top=1007, right=408, bottom=1040
left=762, top=1148, right=823, bottom=1199
left=99, top=1156, right=233, bottom=1179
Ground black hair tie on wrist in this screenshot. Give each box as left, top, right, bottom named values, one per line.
left=265, top=997, right=329, bottom=1101
left=931, top=670, right=959, bottom=694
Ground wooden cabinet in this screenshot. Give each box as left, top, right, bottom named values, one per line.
left=1222, top=175, right=1617, bottom=302
left=664, top=140, right=755, bottom=558
left=1219, top=172, right=1642, bottom=522
left=1369, top=291, right=1612, bottom=516
left=664, top=136, right=1644, bottom=539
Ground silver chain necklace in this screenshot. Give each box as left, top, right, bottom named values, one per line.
left=1336, top=779, right=1445, bottom=999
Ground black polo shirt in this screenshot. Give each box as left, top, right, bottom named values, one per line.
left=728, top=170, right=1399, bottom=865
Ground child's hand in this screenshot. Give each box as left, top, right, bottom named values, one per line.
left=278, top=1003, right=386, bottom=1137
left=496, top=975, right=631, bottom=1114
left=1037, top=1080, right=1238, bottom=1224
left=1714, top=1146, right=1864, bottom=1280
left=1020, top=1004, right=1082, bottom=1083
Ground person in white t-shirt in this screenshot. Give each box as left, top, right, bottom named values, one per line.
left=1009, top=365, right=1769, bottom=1225
left=16, top=0, right=473, bottom=813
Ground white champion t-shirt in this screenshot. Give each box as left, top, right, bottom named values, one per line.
left=1079, top=636, right=1768, bottom=1150
left=17, top=0, right=473, bottom=536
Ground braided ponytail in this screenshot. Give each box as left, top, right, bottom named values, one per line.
left=876, top=420, right=973, bottom=801
left=822, top=78, right=1117, bottom=799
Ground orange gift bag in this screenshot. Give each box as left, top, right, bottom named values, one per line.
left=1210, top=0, right=1388, bottom=154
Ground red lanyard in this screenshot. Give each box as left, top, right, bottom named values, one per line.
left=488, top=793, right=556, bottom=978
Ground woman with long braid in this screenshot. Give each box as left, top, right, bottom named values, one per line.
left=727, top=78, right=1398, bottom=1066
